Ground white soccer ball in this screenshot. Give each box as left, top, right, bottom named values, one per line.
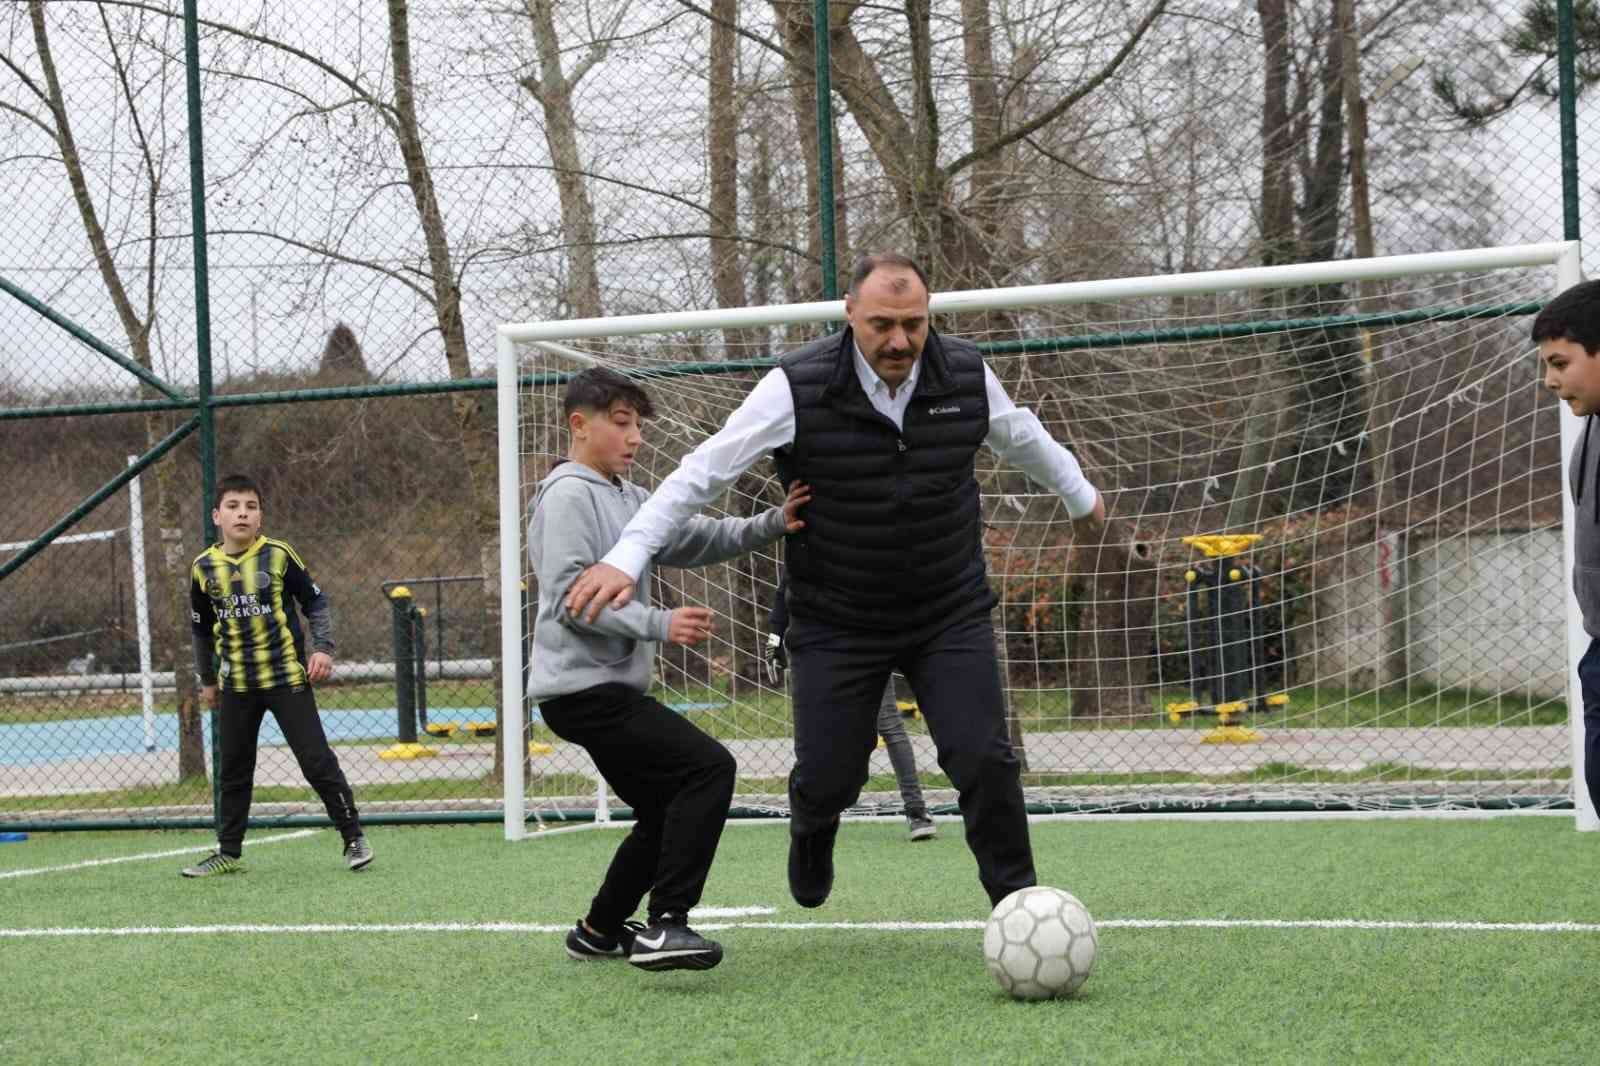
left=983, top=885, right=1097, bottom=1000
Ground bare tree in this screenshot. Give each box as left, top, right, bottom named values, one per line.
left=102, top=0, right=514, bottom=777
left=767, top=1, right=851, bottom=301
left=518, top=0, right=630, bottom=321
left=769, top=0, right=1169, bottom=294
left=706, top=0, right=757, bottom=353
left=4, top=0, right=206, bottom=780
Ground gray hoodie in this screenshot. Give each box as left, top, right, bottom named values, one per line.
left=1570, top=418, right=1600, bottom=637
left=526, top=460, right=788, bottom=704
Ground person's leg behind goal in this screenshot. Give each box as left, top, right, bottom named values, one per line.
left=876, top=674, right=935, bottom=840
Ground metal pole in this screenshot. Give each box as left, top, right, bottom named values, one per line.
left=1557, top=0, right=1581, bottom=241
left=495, top=329, right=527, bottom=840
left=812, top=0, right=838, bottom=299
left=183, top=0, right=217, bottom=545
left=128, top=457, right=155, bottom=752
left=390, top=587, right=418, bottom=745
left=182, top=0, right=220, bottom=820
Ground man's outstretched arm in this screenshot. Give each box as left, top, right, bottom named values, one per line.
left=982, top=364, right=1106, bottom=537
left=566, top=368, right=796, bottom=621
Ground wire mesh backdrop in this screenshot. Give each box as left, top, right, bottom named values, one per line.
left=0, top=0, right=1596, bottom=827
left=505, top=247, right=1576, bottom=821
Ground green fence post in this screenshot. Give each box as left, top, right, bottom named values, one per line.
left=183, top=0, right=221, bottom=824
left=1557, top=0, right=1582, bottom=240
left=812, top=0, right=838, bottom=299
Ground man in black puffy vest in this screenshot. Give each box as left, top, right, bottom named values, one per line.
left=566, top=253, right=1105, bottom=909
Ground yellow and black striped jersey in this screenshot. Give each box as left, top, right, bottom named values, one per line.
left=189, top=536, right=333, bottom=692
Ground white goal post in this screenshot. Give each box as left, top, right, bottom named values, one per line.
left=497, top=241, right=1592, bottom=840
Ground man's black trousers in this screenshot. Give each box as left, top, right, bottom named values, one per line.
left=539, top=683, right=736, bottom=930
left=785, top=610, right=1035, bottom=905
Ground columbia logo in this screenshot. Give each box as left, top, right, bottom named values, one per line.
left=928, top=404, right=961, bottom=415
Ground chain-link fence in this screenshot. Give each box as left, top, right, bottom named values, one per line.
left=1, top=0, right=1594, bottom=828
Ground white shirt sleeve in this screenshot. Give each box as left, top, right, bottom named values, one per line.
left=602, top=367, right=797, bottom=579
left=983, top=364, right=1100, bottom=518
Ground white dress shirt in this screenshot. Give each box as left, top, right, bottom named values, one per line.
left=602, top=341, right=1100, bottom=580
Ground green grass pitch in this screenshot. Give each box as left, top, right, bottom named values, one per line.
left=2, top=816, right=1597, bottom=1065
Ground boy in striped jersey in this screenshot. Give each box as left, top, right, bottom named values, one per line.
left=181, top=474, right=371, bottom=877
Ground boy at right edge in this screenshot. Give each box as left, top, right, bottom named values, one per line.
left=1535, top=279, right=1600, bottom=819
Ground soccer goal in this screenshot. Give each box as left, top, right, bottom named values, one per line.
left=497, top=241, right=1594, bottom=839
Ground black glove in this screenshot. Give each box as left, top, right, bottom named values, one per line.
left=763, top=632, right=787, bottom=685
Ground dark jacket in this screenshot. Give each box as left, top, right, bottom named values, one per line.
left=1570, top=417, right=1600, bottom=637
left=776, top=327, right=992, bottom=630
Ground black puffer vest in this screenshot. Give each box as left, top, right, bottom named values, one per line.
left=776, top=327, right=993, bottom=630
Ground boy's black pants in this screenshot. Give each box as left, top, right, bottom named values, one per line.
left=538, top=683, right=736, bottom=931
left=1575, top=639, right=1600, bottom=818
left=216, top=685, right=362, bottom=854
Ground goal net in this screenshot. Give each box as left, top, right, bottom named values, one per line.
left=497, top=242, right=1590, bottom=836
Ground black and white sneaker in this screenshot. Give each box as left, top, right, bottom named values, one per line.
left=180, top=851, right=243, bottom=878
left=565, top=919, right=645, bottom=961
left=626, top=914, right=723, bottom=972
left=343, top=835, right=374, bottom=871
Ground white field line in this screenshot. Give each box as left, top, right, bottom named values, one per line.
left=519, top=822, right=609, bottom=839
left=5, top=916, right=1600, bottom=938
left=520, top=808, right=1572, bottom=835
left=694, top=906, right=777, bottom=918
left=0, top=829, right=320, bottom=881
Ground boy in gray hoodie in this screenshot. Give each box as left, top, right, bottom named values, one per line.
left=1534, top=279, right=1600, bottom=823
left=527, top=367, right=808, bottom=972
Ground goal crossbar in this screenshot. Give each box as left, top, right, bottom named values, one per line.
left=498, top=242, right=1575, bottom=345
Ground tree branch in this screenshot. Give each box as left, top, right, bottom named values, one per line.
left=93, top=0, right=401, bottom=133
left=0, top=45, right=50, bottom=105
left=98, top=2, right=164, bottom=327
left=943, top=0, right=1171, bottom=178
left=671, top=0, right=793, bottom=62
left=1021, top=135, right=1158, bottom=187
left=28, top=0, right=146, bottom=346
left=0, top=96, right=56, bottom=139
left=206, top=227, right=437, bottom=302
left=567, top=0, right=633, bottom=89
left=556, top=229, right=814, bottom=261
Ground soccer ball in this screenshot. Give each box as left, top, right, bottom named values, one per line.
left=983, top=885, right=1097, bottom=1000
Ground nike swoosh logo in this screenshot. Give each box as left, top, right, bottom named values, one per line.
left=634, top=931, right=668, bottom=950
